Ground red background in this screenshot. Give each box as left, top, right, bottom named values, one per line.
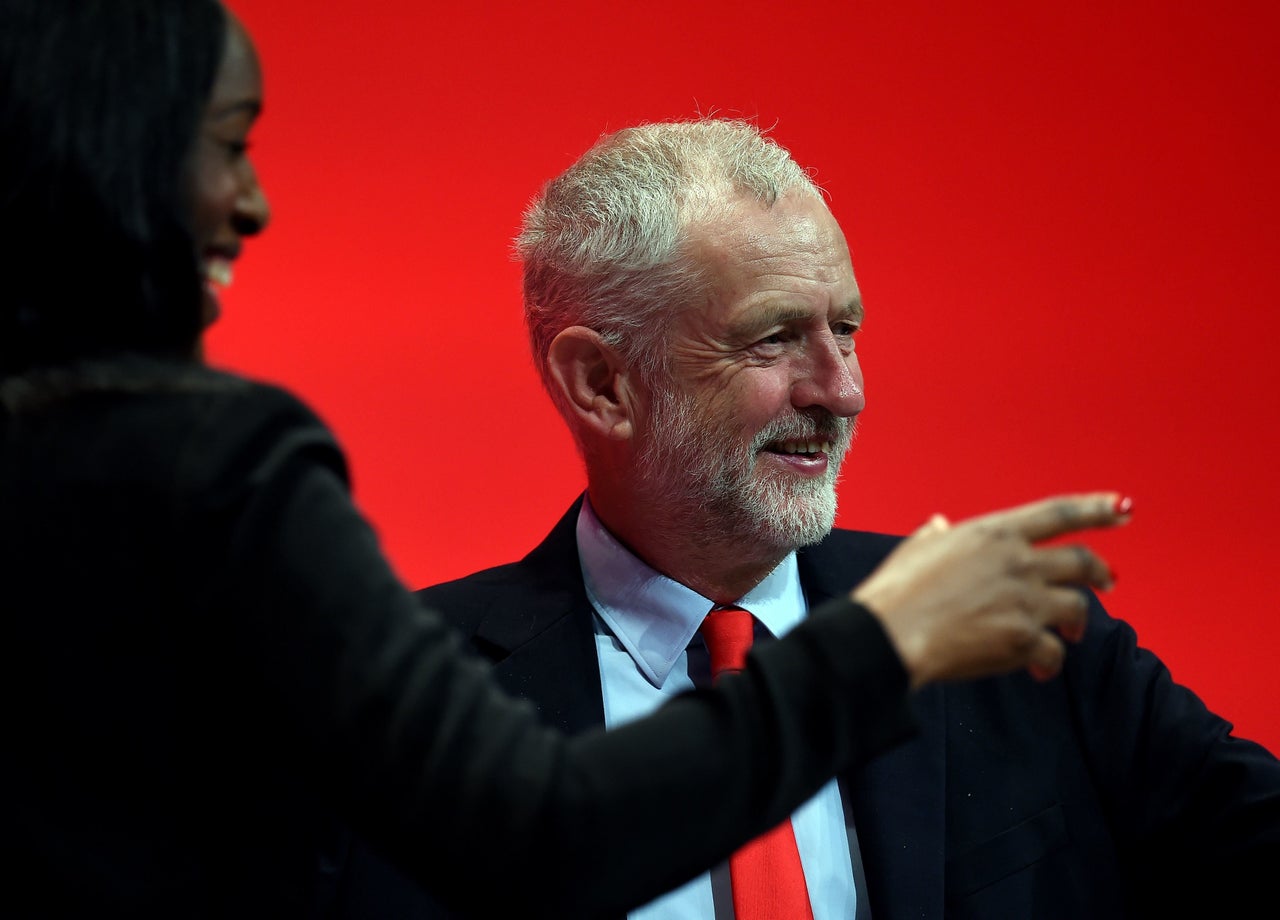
left=213, top=0, right=1279, bottom=753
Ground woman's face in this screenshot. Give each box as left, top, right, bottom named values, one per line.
left=189, top=12, right=271, bottom=329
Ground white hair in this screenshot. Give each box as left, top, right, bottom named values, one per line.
left=516, top=117, right=824, bottom=428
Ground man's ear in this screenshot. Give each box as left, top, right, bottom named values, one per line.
left=547, top=326, right=637, bottom=441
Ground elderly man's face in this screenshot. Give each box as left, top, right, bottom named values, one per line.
left=634, top=190, right=865, bottom=551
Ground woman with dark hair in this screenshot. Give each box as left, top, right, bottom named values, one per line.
left=1, top=0, right=231, bottom=370
left=0, top=1, right=1126, bottom=915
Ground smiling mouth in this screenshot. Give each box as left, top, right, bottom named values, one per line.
left=765, top=440, right=834, bottom=456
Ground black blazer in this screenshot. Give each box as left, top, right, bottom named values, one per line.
left=337, top=498, right=1280, bottom=920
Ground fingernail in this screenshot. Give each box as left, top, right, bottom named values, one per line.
left=1113, top=495, right=1133, bottom=516
left=1028, top=663, right=1056, bottom=682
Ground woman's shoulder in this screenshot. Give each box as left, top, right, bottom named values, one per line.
left=3, top=355, right=301, bottom=411
left=3, top=356, right=349, bottom=493
left=159, top=364, right=351, bottom=495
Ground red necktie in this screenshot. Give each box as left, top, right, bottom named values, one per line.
left=700, top=606, right=815, bottom=920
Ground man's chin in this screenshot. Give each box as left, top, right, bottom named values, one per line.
left=737, top=489, right=838, bottom=551
left=776, top=516, right=837, bottom=549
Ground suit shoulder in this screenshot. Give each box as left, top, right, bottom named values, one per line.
left=412, top=560, right=532, bottom=632
left=817, top=527, right=903, bottom=561
left=415, top=559, right=528, bottom=599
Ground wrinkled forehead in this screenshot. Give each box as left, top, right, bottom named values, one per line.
left=684, top=190, right=857, bottom=304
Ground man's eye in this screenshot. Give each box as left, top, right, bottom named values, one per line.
left=756, top=330, right=791, bottom=347
left=833, top=322, right=859, bottom=337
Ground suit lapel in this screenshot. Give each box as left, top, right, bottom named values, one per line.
left=471, top=498, right=607, bottom=736
left=800, top=533, right=948, bottom=920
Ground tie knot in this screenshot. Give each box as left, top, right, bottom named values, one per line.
left=700, top=606, right=755, bottom=678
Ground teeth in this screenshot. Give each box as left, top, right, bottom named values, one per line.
left=779, top=441, right=832, bottom=455
left=204, top=258, right=233, bottom=288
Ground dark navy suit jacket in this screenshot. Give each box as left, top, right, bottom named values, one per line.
left=331, top=498, right=1280, bottom=920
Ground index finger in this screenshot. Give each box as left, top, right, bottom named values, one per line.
left=972, top=493, right=1132, bottom=543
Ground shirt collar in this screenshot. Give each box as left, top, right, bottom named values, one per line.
left=576, top=498, right=807, bottom=688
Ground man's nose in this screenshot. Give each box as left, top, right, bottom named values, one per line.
left=790, top=334, right=864, bottom=418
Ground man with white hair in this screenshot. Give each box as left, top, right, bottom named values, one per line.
left=337, top=118, right=1279, bottom=920
left=505, top=118, right=882, bottom=920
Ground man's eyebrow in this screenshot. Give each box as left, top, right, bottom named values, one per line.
left=757, top=299, right=864, bottom=326
left=836, top=299, right=865, bottom=325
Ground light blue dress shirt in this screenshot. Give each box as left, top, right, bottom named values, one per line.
left=576, top=500, right=859, bottom=920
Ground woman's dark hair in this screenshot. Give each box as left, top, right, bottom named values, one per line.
left=0, top=0, right=228, bottom=375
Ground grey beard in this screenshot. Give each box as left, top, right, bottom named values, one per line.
left=635, top=385, right=853, bottom=553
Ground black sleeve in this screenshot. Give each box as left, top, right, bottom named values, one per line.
left=187, top=387, right=917, bottom=918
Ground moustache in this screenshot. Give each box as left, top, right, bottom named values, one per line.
left=752, top=411, right=852, bottom=450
